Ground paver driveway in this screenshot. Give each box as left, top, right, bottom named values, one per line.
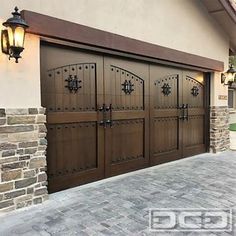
left=0, top=151, right=236, bottom=236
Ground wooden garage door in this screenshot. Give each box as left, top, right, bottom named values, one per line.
left=150, top=65, right=206, bottom=165
left=41, top=43, right=207, bottom=193
left=182, top=70, right=206, bottom=157
left=41, top=44, right=105, bottom=192
left=103, top=57, right=149, bottom=176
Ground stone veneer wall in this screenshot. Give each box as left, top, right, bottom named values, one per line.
left=210, top=106, right=230, bottom=153
left=0, top=108, right=48, bottom=212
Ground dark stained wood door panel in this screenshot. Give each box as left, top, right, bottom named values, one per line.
left=182, top=70, right=206, bottom=157
left=104, top=57, right=149, bottom=176
left=41, top=44, right=105, bottom=193
left=150, top=66, right=183, bottom=165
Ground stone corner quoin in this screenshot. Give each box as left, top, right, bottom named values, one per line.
left=0, top=108, right=48, bottom=212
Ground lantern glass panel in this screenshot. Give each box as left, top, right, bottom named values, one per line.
left=7, top=26, right=25, bottom=48
left=7, top=26, right=14, bottom=47
left=14, top=26, right=25, bottom=47
left=1, top=30, right=9, bottom=54
left=227, top=72, right=234, bottom=83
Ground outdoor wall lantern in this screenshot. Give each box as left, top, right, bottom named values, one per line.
left=1, top=7, right=29, bottom=63
left=221, top=64, right=236, bottom=86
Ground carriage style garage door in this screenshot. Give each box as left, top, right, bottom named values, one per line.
left=150, top=66, right=206, bottom=165
left=41, top=43, right=207, bottom=193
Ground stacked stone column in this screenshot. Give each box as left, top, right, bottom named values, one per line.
left=210, top=106, right=230, bottom=153
left=0, top=108, right=48, bottom=212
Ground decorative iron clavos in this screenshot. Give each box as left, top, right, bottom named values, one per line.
left=161, top=83, right=171, bottom=96
left=191, top=86, right=199, bottom=97
left=122, top=80, right=134, bottom=95
left=65, top=75, right=81, bottom=93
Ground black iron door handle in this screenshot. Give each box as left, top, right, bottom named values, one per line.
left=182, top=104, right=187, bottom=120
left=98, top=104, right=106, bottom=128
left=108, top=104, right=113, bottom=128
left=186, top=104, right=189, bottom=121
left=183, top=104, right=189, bottom=121
left=98, top=104, right=113, bottom=128
left=105, top=104, right=113, bottom=128
left=178, top=104, right=184, bottom=120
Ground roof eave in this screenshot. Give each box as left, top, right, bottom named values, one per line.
left=201, top=0, right=236, bottom=54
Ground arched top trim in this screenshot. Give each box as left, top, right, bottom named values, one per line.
left=154, top=74, right=179, bottom=84
left=186, top=75, right=204, bottom=86
left=110, top=65, right=144, bottom=83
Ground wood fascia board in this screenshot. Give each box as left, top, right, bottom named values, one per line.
left=21, top=10, right=224, bottom=71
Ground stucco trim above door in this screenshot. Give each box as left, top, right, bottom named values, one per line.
left=21, top=10, right=224, bottom=71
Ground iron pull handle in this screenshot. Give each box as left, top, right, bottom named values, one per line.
left=182, top=104, right=187, bottom=120
left=182, top=104, right=189, bottom=121
left=98, top=104, right=113, bottom=128
left=109, top=104, right=113, bottom=128
left=101, top=104, right=113, bottom=128
left=185, top=104, right=189, bottom=121
left=104, top=104, right=113, bottom=128
left=178, top=104, right=189, bottom=121
left=98, top=104, right=106, bottom=128
left=178, top=104, right=184, bottom=120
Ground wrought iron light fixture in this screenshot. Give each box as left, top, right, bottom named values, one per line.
left=221, top=64, right=236, bottom=86
left=1, top=7, right=29, bottom=63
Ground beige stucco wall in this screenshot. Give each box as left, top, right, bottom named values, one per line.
left=211, top=72, right=228, bottom=107
left=0, top=33, right=40, bottom=108
left=0, top=0, right=230, bottom=108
